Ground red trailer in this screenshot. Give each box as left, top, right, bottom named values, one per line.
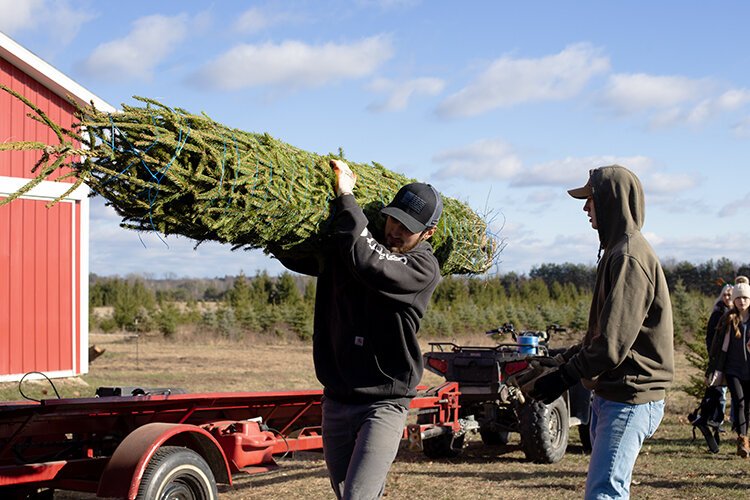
left=0, top=382, right=463, bottom=499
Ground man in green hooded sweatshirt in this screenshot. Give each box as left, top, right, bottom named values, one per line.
left=529, top=165, right=674, bottom=499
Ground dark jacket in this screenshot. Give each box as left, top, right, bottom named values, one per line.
left=276, top=194, right=441, bottom=406
left=706, top=303, right=729, bottom=352
left=562, top=166, right=675, bottom=404
left=708, top=313, right=750, bottom=380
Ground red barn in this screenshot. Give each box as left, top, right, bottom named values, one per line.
left=0, top=32, right=115, bottom=382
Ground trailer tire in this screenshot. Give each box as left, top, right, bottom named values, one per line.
left=519, top=397, right=569, bottom=464
left=136, top=446, right=218, bottom=500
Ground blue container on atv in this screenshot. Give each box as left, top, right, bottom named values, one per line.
left=517, top=335, right=539, bottom=355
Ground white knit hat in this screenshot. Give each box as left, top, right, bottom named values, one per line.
left=732, top=283, right=750, bottom=301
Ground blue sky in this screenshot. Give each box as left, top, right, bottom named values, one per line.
left=3, top=1, right=750, bottom=278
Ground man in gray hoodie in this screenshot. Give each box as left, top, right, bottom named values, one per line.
left=530, top=165, right=674, bottom=499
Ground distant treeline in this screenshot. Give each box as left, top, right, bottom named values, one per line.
left=89, top=258, right=746, bottom=345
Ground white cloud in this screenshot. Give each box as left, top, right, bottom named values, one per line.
left=367, top=77, right=445, bottom=112
left=718, top=192, right=750, bottom=218
left=437, top=43, right=610, bottom=118
left=0, top=0, right=93, bottom=47
left=519, top=155, right=698, bottom=197
left=715, top=89, right=750, bottom=111
left=686, top=89, right=750, bottom=125
left=356, top=0, right=421, bottom=9
left=733, top=116, right=750, bottom=137
left=652, top=232, right=750, bottom=266
left=603, top=73, right=707, bottom=113
left=194, top=36, right=393, bottom=90
left=0, top=0, right=45, bottom=33
left=89, top=198, right=284, bottom=278
left=233, top=6, right=271, bottom=33
left=645, top=171, right=698, bottom=194
left=232, top=6, right=295, bottom=34
left=642, top=231, right=665, bottom=246
left=602, top=74, right=750, bottom=128
left=510, top=155, right=654, bottom=187
left=46, top=1, right=96, bottom=47
left=497, top=229, right=600, bottom=274
left=432, top=138, right=523, bottom=181
left=80, top=14, right=189, bottom=81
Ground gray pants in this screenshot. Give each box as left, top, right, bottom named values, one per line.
left=322, top=397, right=408, bottom=500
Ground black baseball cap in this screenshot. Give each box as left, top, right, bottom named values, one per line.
left=381, top=182, right=443, bottom=233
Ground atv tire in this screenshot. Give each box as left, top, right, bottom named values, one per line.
left=519, top=397, right=569, bottom=463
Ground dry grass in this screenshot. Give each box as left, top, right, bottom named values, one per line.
left=3, top=332, right=750, bottom=499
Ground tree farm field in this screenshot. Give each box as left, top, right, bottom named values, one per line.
left=3, top=332, right=750, bottom=500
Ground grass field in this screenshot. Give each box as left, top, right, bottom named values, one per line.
left=2, top=331, right=749, bottom=499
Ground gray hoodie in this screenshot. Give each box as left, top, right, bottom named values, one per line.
left=562, top=166, right=675, bottom=404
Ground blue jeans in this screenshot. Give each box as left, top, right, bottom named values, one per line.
left=584, top=395, right=665, bottom=500
left=322, top=397, right=408, bottom=500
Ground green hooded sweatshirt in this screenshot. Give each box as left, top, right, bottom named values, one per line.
left=562, top=166, right=675, bottom=404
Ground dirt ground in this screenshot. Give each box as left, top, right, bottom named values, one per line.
left=5, top=332, right=750, bottom=499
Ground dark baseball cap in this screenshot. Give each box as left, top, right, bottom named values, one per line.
left=381, top=182, right=443, bottom=233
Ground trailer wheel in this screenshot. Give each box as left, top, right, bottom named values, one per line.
left=416, top=411, right=465, bottom=459
left=136, top=446, right=218, bottom=500
left=519, top=397, right=569, bottom=464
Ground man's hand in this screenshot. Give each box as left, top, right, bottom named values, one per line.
left=536, top=353, right=566, bottom=368
left=527, top=367, right=577, bottom=404
left=330, top=159, right=357, bottom=196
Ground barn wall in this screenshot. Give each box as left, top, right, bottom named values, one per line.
left=0, top=55, right=88, bottom=382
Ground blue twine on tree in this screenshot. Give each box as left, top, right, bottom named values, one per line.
left=97, top=114, right=161, bottom=187
left=143, top=116, right=192, bottom=248
left=98, top=110, right=191, bottom=248
left=231, top=134, right=239, bottom=199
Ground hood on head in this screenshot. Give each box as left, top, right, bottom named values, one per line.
left=589, top=165, right=645, bottom=247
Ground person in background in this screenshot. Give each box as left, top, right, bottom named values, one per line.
left=528, top=165, right=674, bottom=499
left=707, top=284, right=734, bottom=351
left=705, top=283, right=734, bottom=431
left=708, top=282, right=750, bottom=458
left=689, top=283, right=735, bottom=451
left=274, top=159, right=443, bottom=499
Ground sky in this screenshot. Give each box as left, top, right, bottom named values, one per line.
left=2, top=0, right=750, bottom=278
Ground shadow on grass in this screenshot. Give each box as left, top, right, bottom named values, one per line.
left=221, top=453, right=328, bottom=493
left=635, top=469, right=749, bottom=495
left=398, top=440, right=591, bottom=465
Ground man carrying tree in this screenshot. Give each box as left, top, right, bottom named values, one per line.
left=274, top=159, right=442, bottom=499
left=528, top=165, right=675, bottom=499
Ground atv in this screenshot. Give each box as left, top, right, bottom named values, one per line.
left=419, top=323, right=592, bottom=463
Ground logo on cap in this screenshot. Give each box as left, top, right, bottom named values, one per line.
left=401, top=191, right=426, bottom=213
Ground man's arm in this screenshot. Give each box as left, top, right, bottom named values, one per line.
left=529, top=255, right=652, bottom=403
left=563, top=255, right=652, bottom=381
left=328, top=160, right=440, bottom=303
left=333, top=195, right=440, bottom=303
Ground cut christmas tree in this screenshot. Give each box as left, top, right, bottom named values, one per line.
left=0, top=84, right=499, bottom=275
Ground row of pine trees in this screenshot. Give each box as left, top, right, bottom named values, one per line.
left=90, top=258, right=743, bottom=344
